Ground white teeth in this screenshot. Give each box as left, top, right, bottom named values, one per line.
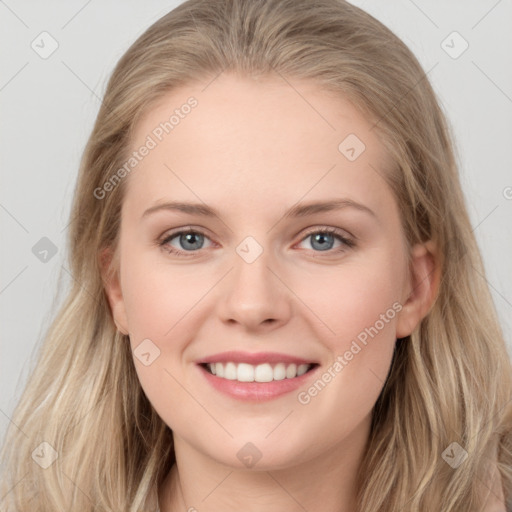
left=286, top=363, right=297, bottom=379
left=297, top=364, right=309, bottom=376
left=206, top=362, right=313, bottom=382
left=237, top=363, right=254, bottom=382
left=273, top=363, right=286, bottom=381
left=224, top=362, right=237, bottom=380
left=255, top=363, right=273, bottom=382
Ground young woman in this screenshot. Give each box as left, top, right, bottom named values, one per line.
left=1, top=0, right=511, bottom=510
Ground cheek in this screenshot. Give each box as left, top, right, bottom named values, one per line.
left=117, top=246, right=201, bottom=403
left=117, top=236, right=404, bottom=455
left=297, top=250, right=403, bottom=410
left=304, top=250, right=403, bottom=348
left=120, top=247, right=205, bottom=340
left=121, top=241, right=404, bottom=363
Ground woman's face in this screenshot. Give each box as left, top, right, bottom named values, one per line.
left=104, top=73, right=434, bottom=470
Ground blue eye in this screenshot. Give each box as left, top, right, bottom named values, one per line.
left=298, top=227, right=355, bottom=253
left=160, top=229, right=212, bottom=255
left=159, top=226, right=355, bottom=257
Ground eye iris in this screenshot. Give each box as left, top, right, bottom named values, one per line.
left=169, top=230, right=343, bottom=253
left=311, top=232, right=334, bottom=251
left=180, top=232, right=203, bottom=250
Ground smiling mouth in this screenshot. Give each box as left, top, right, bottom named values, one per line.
left=200, top=362, right=318, bottom=382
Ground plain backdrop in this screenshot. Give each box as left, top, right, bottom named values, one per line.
left=1, top=0, right=511, bottom=445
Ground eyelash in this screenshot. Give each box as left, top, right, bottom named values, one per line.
left=158, top=226, right=356, bottom=258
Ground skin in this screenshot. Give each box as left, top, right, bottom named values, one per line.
left=102, top=73, right=439, bottom=512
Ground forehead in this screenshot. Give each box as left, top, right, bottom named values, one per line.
left=122, top=73, right=395, bottom=222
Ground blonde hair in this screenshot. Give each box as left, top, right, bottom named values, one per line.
left=1, top=0, right=511, bottom=510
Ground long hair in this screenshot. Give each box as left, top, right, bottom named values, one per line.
left=1, top=1, right=511, bottom=510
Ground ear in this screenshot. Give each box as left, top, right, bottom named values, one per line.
left=396, top=240, right=440, bottom=339
left=99, top=246, right=129, bottom=335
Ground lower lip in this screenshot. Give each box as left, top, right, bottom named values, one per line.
left=197, top=364, right=319, bottom=402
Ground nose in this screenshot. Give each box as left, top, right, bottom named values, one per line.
left=216, top=245, right=292, bottom=332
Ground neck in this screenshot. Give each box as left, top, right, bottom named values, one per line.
left=158, top=415, right=371, bottom=512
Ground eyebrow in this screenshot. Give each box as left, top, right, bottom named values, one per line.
left=141, top=198, right=376, bottom=220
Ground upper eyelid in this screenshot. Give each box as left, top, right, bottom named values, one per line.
left=160, top=226, right=214, bottom=244
left=160, top=226, right=354, bottom=247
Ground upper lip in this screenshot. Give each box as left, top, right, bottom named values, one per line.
left=196, top=351, right=317, bottom=366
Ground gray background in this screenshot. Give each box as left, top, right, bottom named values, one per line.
left=1, top=0, right=511, bottom=445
